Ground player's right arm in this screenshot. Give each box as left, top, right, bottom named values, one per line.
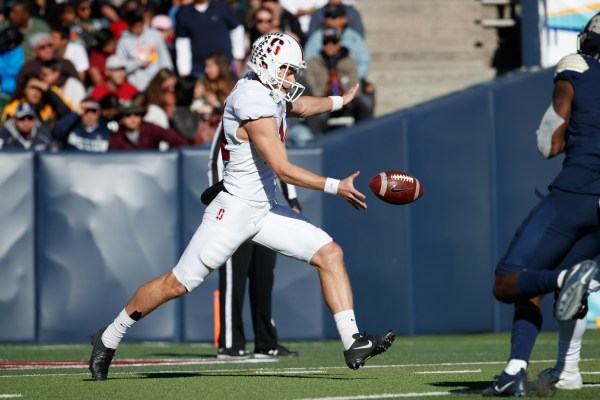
left=240, top=117, right=367, bottom=210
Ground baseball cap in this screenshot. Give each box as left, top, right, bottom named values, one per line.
left=106, top=55, right=126, bottom=70
left=15, top=102, right=36, bottom=119
left=29, top=32, right=51, bottom=49
left=151, top=15, right=172, bottom=31
left=118, top=102, right=144, bottom=116
left=323, top=27, right=341, bottom=42
left=81, top=97, right=100, bottom=110
left=324, top=4, right=346, bottom=19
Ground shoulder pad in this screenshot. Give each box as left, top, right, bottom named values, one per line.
left=555, top=54, right=589, bottom=75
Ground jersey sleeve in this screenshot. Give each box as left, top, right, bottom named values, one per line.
left=232, top=89, right=277, bottom=121
left=554, top=53, right=589, bottom=84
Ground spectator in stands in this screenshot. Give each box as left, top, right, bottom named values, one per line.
left=2, top=75, right=72, bottom=128
left=108, top=101, right=187, bottom=150
left=279, top=0, right=324, bottom=34
left=304, top=4, right=370, bottom=80
left=304, top=27, right=374, bottom=136
left=90, top=54, right=138, bottom=102
left=248, top=6, right=276, bottom=46
left=50, top=24, right=89, bottom=82
left=115, top=9, right=173, bottom=91
left=52, top=97, right=113, bottom=151
left=15, top=32, right=80, bottom=97
left=202, top=52, right=235, bottom=105
left=72, top=0, right=103, bottom=50
left=307, top=0, right=364, bottom=38
left=170, top=75, right=202, bottom=144
left=0, top=102, right=58, bottom=151
left=262, top=0, right=305, bottom=45
left=175, top=0, right=245, bottom=78
left=150, top=14, right=175, bottom=66
left=99, top=93, right=120, bottom=132
left=88, top=28, right=116, bottom=86
left=142, top=67, right=177, bottom=129
left=39, top=61, right=86, bottom=108
left=0, top=26, right=25, bottom=97
left=0, top=0, right=50, bottom=61
left=108, top=0, right=142, bottom=41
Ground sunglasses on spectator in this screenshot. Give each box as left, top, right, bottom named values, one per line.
left=16, top=115, right=34, bottom=121
left=162, top=84, right=176, bottom=92
left=256, top=19, right=272, bottom=24
left=122, top=112, right=144, bottom=117
left=84, top=108, right=99, bottom=114
left=36, top=43, right=53, bottom=51
left=324, top=39, right=340, bottom=45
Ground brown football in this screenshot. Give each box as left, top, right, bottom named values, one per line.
left=369, top=171, right=424, bottom=205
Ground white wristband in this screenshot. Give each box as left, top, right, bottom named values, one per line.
left=329, top=96, right=343, bottom=112
left=324, top=177, right=340, bottom=195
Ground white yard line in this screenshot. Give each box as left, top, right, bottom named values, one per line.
left=0, top=395, right=22, bottom=399
left=295, top=392, right=451, bottom=400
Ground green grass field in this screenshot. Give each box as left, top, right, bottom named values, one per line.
left=1, top=331, right=600, bottom=399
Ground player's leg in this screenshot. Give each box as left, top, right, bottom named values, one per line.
left=252, top=204, right=394, bottom=369
left=483, top=191, right=597, bottom=396
left=90, top=192, right=264, bottom=380
left=218, top=243, right=253, bottom=359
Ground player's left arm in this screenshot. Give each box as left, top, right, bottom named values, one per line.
left=243, top=117, right=366, bottom=209
left=536, top=79, right=573, bottom=158
left=287, top=83, right=359, bottom=118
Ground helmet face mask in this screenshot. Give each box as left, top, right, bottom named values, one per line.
left=247, top=32, right=306, bottom=102
left=578, top=12, right=600, bottom=59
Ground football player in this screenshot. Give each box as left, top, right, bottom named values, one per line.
left=482, top=12, right=600, bottom=397
left=89, top=32, right=395, bottom=380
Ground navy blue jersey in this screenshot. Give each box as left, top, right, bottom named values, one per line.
left=175, top=2, right=240, bottom=76
left=552, top=53, right=600, bottom=194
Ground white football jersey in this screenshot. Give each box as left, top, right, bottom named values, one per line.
left=220, top=76, right=288, bottom=203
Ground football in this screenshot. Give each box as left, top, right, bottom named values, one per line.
left=369, top=171, right=424, bottom=205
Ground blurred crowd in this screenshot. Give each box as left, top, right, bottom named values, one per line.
left=0, top=0, right=375, bottom=152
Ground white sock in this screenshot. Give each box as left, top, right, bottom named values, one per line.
left=556, top=317, right=586, bottom=373
left=102, top=309, right=137, bottom=349
left=557, top=270, right=567, bottom=288
left=334, top=309, right=359, bottom=350
left=504, top=359, right=527, bottom=375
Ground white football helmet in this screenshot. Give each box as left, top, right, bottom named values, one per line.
left=247, top=32, right=306, bottom=102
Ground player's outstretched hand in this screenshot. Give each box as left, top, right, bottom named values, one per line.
left=338, top=171, right=367, bottom=210
left=342, top=84, right=360, bottom=107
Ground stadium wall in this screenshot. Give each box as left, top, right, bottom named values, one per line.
left=0, top=67, right=562, bottom=343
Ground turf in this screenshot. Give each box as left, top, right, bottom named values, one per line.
left=1, top=331, right=600, bottom=399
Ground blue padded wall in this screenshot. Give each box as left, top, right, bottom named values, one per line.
left=0, top=152, right=35, bottom=341
left=36, top=152, right=181, bottom=342
left=0, top=67, right=567, bottom=343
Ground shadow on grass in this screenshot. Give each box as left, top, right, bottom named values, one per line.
left=130, top=371, right=371, bottom=381
left=430, top=380, right=490, bottom=395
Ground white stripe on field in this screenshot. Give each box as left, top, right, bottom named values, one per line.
left=295, top=392, right=450, bottom=400
left=414, top=369, right=481, bottom=374
left=0, top=395, right=22, bottom=399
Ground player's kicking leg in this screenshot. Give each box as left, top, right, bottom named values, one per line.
left=309, top=241, right=395, bottom=369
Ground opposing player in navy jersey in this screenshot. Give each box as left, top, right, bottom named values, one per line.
left=89, top=32, right=395, bottom=381
left=482, top=13, right=600, bottom=397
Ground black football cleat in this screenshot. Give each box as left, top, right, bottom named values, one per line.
left=343, top=330, right=395, bottom=370
left=254, top=344, right=299, bottom=359
left=482, top=369, right=527, bottom=397
left=89, top=327, right=115, bottom=381
left=554, top=260, right=598, bottom=321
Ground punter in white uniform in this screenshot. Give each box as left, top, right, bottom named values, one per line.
left=89, top=32, right=395, bottom=381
